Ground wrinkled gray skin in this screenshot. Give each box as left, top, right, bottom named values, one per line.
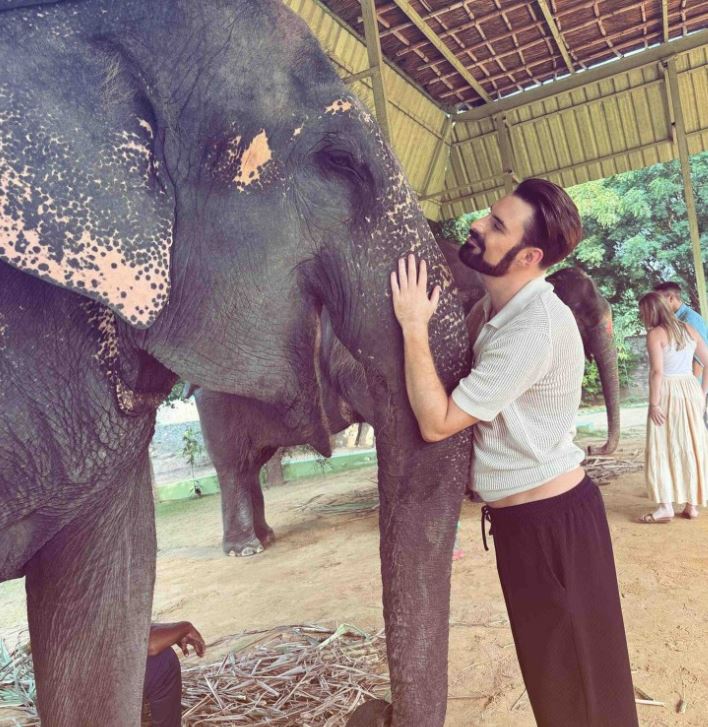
left=0, top=2, right=473, bottom=726
left=194, top=240, right=618, bottom=558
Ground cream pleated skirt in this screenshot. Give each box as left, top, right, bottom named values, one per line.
left=645, top=374, right=708, bottom=506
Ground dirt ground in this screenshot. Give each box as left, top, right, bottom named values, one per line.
left=2, top=430, right=707, bottom=726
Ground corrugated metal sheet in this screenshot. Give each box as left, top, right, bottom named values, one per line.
left=440, top=44, right=708, bottom=216
left=285, top=0, right=453, bottom=220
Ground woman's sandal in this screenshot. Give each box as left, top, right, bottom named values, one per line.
left=638, top=513, right=673, bottom=524
left=680, top=510, right=699, bottom=520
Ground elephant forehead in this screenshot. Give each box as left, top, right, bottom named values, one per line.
left=232, top=130, right=273, bottom=190
left=0, top=95, right=174, bottom=328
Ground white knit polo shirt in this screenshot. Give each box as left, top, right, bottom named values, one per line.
left=451, top=276, right=585, bottom=502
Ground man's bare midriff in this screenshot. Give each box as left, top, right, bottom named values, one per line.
left=487, top=466, right=585, bottom=508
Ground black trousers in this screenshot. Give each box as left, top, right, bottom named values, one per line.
left=143, top=647, right=182, bottom=727
left=483, top=476, right=639, bottom=727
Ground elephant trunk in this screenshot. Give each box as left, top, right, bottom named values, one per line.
left=587, top=311, right=620, bottom=456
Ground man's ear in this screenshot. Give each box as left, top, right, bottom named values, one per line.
left=518, top=247, right=544, bottom=268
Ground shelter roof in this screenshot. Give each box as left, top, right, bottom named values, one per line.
left=318, top=0, right=707, bottom=109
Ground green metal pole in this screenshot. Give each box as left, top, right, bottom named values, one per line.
left=665, top=58, right=707, bottom=319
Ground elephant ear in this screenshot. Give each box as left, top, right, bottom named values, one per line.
left=0, top=38, right=175, bottom=328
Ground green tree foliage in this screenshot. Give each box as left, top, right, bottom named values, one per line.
left=565, top=151, right=707, bottom=316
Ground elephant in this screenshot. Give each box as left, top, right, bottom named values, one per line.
left=0, top=2, right=473, bottom=726
left=188, top=308, right=375, bottom=557
left=189, top=244, right=619, bottom=558
left=545, top=266, right=620, bottom=455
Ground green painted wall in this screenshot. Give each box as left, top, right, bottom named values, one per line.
left=155, top=449, right=378, bottom=502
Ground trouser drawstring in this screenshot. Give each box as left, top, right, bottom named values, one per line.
left=481, top=505, right=493, bottom=551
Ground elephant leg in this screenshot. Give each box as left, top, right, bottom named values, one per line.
left=219, top=461, right=265, bottom=557
left=347, top=438, right=465, bottom=727
left=250, top=447, right=276, bottom=548
left=24, top=457, right=156, bottom=727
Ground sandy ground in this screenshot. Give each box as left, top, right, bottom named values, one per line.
left=2, top=424, right=707, bottom=726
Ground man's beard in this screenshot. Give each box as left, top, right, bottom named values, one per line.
left=459, top=229, right=527, bottom=278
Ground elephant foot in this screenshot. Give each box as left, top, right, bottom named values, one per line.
left=256, top=526, right=275, bottom=548
left=346, top=699, right=392, bottom=727
left=586, top=441, right=617, bottom=456
left=223, top=537, right=264, bottom=558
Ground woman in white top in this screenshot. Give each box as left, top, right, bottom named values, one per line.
left=639, top=291, right=708, bottom=522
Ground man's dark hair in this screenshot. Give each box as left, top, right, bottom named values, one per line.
left=513, top=178, right=583, bottom=268
left=653, top=281, right=682, bottom=295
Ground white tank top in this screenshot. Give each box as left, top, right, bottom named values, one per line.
left=663, top=329, right=696, bottom=376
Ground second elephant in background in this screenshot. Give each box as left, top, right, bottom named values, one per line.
left=188, top=307, right=374, bottom=556
left=191, top=257, right=619, bottom=557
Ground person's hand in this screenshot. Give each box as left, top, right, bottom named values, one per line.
left=390, top=254, right=441, bottom=332
left=649, top=404, right=665, bottom=426
left=178, top=623, right=205, bottom=657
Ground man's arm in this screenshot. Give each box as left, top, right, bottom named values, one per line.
left=401, top=324, right=478, bottom=441
left=148, top=622, right=205, bottom=658
left=391, top=254, right=478, bottom=442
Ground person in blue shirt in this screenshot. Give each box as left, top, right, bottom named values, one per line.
left=654, top=281, right=708, bottom=378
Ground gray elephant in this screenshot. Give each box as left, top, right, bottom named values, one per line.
left=188, top=308, right=374, bottom=557
left=190, top=248, right=619, bottom=558
left=545, top=267, right=620, bottom=454
left=0, top=2, right=472, bottom=726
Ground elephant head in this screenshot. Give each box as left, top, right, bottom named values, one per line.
left=0, top=2, right=471, bottom=725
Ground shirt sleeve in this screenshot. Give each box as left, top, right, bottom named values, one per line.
left=451, top=326, right=553, bottom=421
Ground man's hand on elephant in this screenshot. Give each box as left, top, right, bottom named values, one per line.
left=390, top=254, right=441, bottom=331
left=178, top=623, right=206, bottom=657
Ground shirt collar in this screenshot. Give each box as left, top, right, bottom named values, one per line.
left=677, top=303, right=688, bottom=316
left=481, top=276, right=554, bottom=330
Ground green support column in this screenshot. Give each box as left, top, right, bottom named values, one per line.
left=665, top=58, right=707, bottom=319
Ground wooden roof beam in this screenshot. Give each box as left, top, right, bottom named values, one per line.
left=454, top=27, right=708, bottom=121
left=535, top=0, right=575, bottom=73
left=389, top=0, right=492, bottom=103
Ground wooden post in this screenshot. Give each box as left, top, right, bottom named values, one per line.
left=360, top=0, right=392, bottom=144
left=664, top=58, right=707, bottom=319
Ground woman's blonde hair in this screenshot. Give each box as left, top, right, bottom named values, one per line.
left=638, top=291, right=687, bottom=349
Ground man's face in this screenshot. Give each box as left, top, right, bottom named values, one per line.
left=459, top=194, right=536, bottom=278
left=657, top=291, right=680, bottom=313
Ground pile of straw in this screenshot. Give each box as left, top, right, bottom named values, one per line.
left=298, top=488, right=379, bottom=517
left=181, top=624, right=388, bottom=725
left=0, top=633, right=39, bottom=726
left=583, top=449, right=644, bottom=485
left=1, top=624, right=388, bottom=727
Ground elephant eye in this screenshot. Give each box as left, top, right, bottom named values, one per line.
left=314, top=144, right=369, bottom=188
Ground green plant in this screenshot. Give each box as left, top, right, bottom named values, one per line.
left=581, top=360, right=602, bottom=400
left=161, top=381, right=185, bottom=409
left=182, top=427, right=204, bottom=496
